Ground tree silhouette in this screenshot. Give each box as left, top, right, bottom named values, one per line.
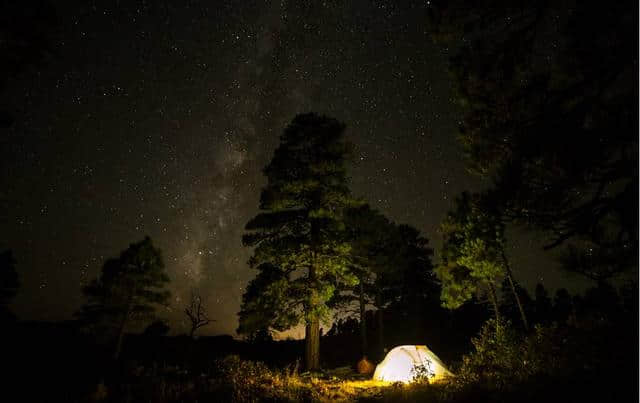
left=239, top=113, right=358, bottom=371
left=429, top=1, right=637, bottom=284
left=185, top=290, right=214, bottom=338
left=388, top=224, right=437, bottom=312
left=76, top=236, right=171, bottom=360
left=0, top=250, right=19, bottom=321
left=533, top=283, right=553, bottom=324
left=376, top=223, right=436, bottom=354
left=339, top=204, right=395, bottom=358
left=334, top=206, right=437, bottom=358
left=552, top=288, right=573, bottom=323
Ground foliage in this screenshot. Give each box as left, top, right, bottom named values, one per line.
left=333, top=204, right=437, bottom=358
left=436, top=193, right=505, bottom=310
left=108, top=355, right=453, bottom=403
left=429, top=0, right=638, bottom=283
left=11, top=290, right=637, bottom=402
left=455, top=319, right=565, bottom=390
left=411, top=359, right=436, bottom=383
left=246, top=327, right=274, bottom=344
left=559, top=240, right=637, bottom=284
left=212, top=355, right=278, bottom=402
left=452, top=283, right=638, bottom=398
left=238, top=263, right=299, bottom=334
left=387, top=224, right=437, bottom=311
left=339, top=204, right=396, bottom=309
left=209, top=356, right=388, bottom=402
left=76, top=236, right=171, bottom=354
left=339, top=206, right=437, bottom=308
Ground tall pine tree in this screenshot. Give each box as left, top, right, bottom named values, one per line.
left=239, top=113, right=358, bottom=370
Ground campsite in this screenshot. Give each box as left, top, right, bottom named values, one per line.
left=1, top=1, right=638, bottom=402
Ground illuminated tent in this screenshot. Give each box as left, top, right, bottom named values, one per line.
left=373, top=345, right=453, bottom=383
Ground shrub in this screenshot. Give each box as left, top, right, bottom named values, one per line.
left=455, top=319, right=566, bottom=390
left=211, top=355, right=324, bottom=402
left=212, top=355, right=274, bottom=402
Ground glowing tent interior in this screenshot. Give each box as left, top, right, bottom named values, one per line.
left=372, top=345, right=453, bottom=383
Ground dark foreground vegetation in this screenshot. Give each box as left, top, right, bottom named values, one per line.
left=4, top=281, right=637, bottom=402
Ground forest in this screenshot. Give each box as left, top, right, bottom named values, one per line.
left=1, top=1, right=638, bottom=402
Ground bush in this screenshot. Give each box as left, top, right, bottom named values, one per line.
left=455, top=319, right=567, bottom=390
left=211, top=355, right=322, bottom=402
left=212, top=355, right=273, bottom=402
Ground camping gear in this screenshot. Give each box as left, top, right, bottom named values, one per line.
left=373, top=345, right=453, bottom=383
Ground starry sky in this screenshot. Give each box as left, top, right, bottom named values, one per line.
left=0, top=0, right=588, bottom=337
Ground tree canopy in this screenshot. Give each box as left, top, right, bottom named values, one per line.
left=436, top=193, right=502, bottom=310
left=429, top=0, right=638, bottom=284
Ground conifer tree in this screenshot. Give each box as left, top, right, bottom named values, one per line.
left=239, top=113, right=358, bottom=370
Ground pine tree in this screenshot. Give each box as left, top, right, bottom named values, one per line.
left=239, top=113, right=358, bottom=370
left=76, top=236, right=171, bottom=360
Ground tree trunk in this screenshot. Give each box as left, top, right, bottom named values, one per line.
left=114, top=294, right=136, bottom=361
left=487, top=281, right=500, bottom=326
left=305, top=265, right=320, bottom=371
left=501, top=250, right=530, bottom=331
left=305, top=318, right=320, bottom=371
left=359, top=280, right=367, bottom=357
left=114, top=312, right=129, bottom=361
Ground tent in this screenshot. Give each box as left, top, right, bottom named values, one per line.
left=372, top=345, right=453, bottom=383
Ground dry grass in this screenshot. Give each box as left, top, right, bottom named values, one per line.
left=224, top=364, right=448, bottom=402
left=99, top=357, right=451, bottom=402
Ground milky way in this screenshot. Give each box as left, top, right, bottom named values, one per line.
left=0, top=1, right=585, bottom=336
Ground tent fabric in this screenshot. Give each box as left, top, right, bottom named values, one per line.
left=372, top=345, right=453, bottom=383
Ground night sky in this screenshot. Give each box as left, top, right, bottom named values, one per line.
left=1, top=1, right=588, bottom=337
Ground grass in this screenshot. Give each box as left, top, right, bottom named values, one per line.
left=96, top=357, right=450, bottom=402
